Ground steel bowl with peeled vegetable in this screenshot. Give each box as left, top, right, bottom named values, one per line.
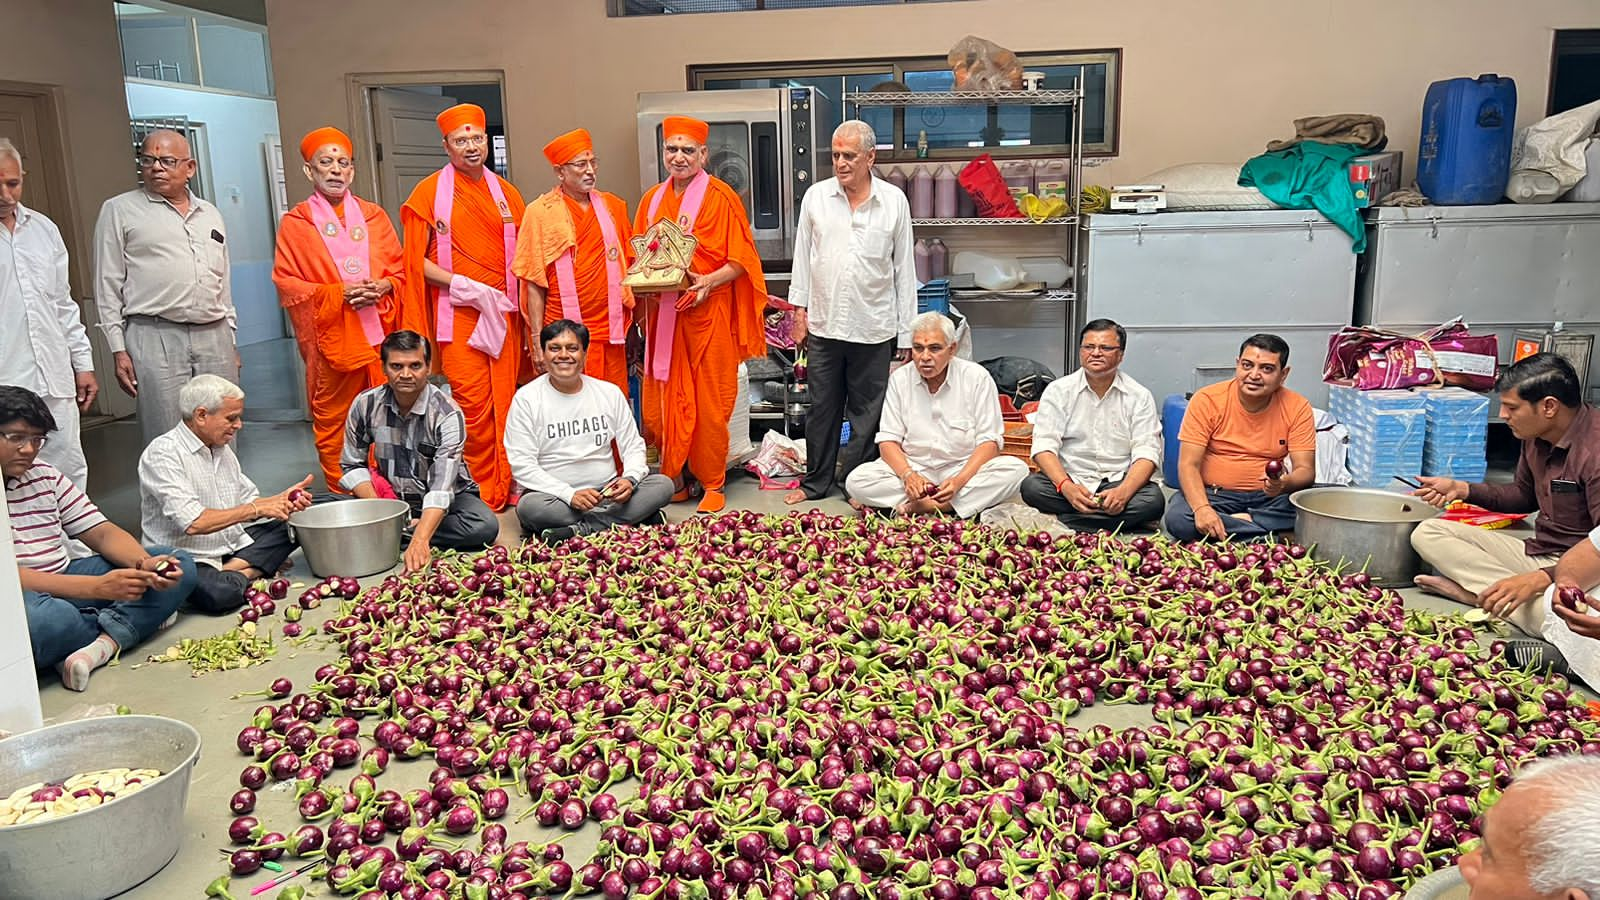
left=287, top=497, right=410, bottom=578
left=0, top=715, right=201, bottom=900
left=1291, top=486, right=1439, bottom=587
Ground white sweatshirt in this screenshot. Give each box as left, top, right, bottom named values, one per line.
left=506, top=375, right=647, bottom=503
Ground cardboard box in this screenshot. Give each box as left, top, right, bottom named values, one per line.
left=1349, top=150, right=1402, bottom=208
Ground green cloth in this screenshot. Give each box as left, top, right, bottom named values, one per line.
left=1239, top=141, right=1367, bottom=252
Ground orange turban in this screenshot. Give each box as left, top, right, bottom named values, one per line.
left=436, top=103, right=487, bottom=137
left=543, top=128, right=593, bottom=166
left=662, top=116, right=709, bottom=145
left=299, top=126, right=353, bottom=162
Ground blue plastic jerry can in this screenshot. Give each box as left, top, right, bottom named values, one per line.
left=1417, top=74, right=1517, bottom=205
left=1161, top=393, right=1189, bottom=488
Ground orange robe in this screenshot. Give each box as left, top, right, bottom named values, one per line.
left=513, top=189, right=636, bottom=397
left=400, top=167, right=527, bottom=511
left=272, top=194, right=404, bottom=491
left=634, top=175, right=767, bottom=492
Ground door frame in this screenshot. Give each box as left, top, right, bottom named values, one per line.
left=0, top=81, right=83, bottom=289
left=344, top=70, right=509, bottom=207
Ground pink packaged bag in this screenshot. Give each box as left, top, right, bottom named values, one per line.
left=1324, top=318, right=1499, bottom=391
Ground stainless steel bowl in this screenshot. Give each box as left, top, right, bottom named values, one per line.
left=288, top=497, right=410, bottom=577
left=1291, top=487, right=1439, bottom=587
left=0, top=715, right=201, bottom=900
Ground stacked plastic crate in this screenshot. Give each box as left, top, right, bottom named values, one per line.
left=1328, top=385, right=1426, bottom=487
left=1421, top=387, right=1490, bottom=481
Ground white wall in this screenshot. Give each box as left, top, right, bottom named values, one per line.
left=125, top=81, right=284, bottom=345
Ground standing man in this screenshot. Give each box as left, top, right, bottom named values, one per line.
left=95, top=129, right=237, bottom=445
left=1410, top=354, right=1600, bottom=635
left=138, top=375, right=312, bottom=613
left=1019, top=319, right=1164, bottom=532
left=635, top=116, right=768, bottom=514
left=784, top=120, right=916, bottom=507
left=398, top=104, right=525, bottom=511
left=273, top=127, right=405, bottom=491
left=845, top=312, right=1028, bottom=518
left=512, top=128, right=635, bottom=396
left=506, top=319, right=674, bottom=543
left=1164, top=334, right=1316, bottom=541
left=0, top=138, right=98, bottom=488
left=340, top=331, right=500, bottom=574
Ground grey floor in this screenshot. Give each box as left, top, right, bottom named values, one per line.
left=33, top=346, right=1544, bottom=897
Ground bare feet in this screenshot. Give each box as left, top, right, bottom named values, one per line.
left=847, top=498, right=864, bottom=512
left=1414, top=573, right=1478, bottom=606
left=784, top=489, right=808, bottom=505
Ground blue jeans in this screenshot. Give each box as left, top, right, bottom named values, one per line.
left=1164, top=488, right=1297, bottom=541
left=25, top=547, right=197, bottom=669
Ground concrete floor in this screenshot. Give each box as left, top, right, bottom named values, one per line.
left=20, top=363, right=1548, bottom=898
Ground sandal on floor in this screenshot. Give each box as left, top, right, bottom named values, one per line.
left=1505, top=639, right=1571, bottom=675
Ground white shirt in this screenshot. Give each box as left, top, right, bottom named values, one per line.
left=138, top=421, right=261, bottom=562
left=0, top=204, right=94, bottom=397
left=788, top=176, right=917, bottom=347
left=94, top=188, right=234, bottom=353
left=1029, top=368, right=1162, bottom=486
left=506, top=375, right=648, bottom=504
left=877, top=357, right=1005, bottom=471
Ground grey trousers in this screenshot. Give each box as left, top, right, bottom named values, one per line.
left=124, top=315, right=238, bottom=445
left=1019, top=472, right=1166, bottom=532
left=516, top=474, right=675, bottom=535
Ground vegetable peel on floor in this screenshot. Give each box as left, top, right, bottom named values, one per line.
left=149, top=627, right=276, bottom=676
left=216, top=511, right=1599, bottom=898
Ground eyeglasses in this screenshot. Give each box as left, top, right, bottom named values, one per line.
left=138, top=155, right=191, bottom=170
left=563, top=158, right=599, bottom=172
left=448, top=134, right=488, bottom=149
left=663, top=145, right=700, bottom=157
left=1080, top=344, right=1123, bottom=354
left=0, top=431, right=48, bottom=449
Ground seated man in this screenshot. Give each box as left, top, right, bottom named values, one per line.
left=845, top=311, right=1028, bottom=517
left=1503, top=521, right=1600, bottom=688
left=138, top=375, right=313, bottom=612
left=1020, top=318, right=1164, bottom=532
left=1164, top=334, right=1315, bottom=541
left=507, top=319, right=673, bottom=543
left=341, top=330, right=500, bottom=573
left=0, top=385, right=196, bottom=691
left=1411, top=354, right=1600, bottom=635
left=1458, top=754, right=1600, bottom=899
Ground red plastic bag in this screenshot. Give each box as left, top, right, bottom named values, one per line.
left=1324, top=318, right=1499, bottom=391
left=958, top=155, right=1023, bottom=218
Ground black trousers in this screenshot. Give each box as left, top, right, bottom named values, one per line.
left=800, top=335, right=895, bottom=500
left=1018, top=473, right=1166, bottom=533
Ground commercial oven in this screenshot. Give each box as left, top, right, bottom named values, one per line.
left=636, top=87, right=832, bottom=269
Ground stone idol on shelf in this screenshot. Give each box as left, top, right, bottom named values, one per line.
left=623, top=217, right=698, bottom=292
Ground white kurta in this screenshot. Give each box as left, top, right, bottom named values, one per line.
left=0, top=204, right=94, bottom=489
left=787, top=176, right=918, bottom=348
left=1540, top=525, right=1600, bottom=688
left=1029, top=368, right=1162, bottom=486
left=846, top=357, right=1027, bottom=517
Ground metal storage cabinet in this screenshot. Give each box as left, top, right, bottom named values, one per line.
left=1082, top=210, right=1358, bottom=406
left=1358, top=203, right=1600, bottom=388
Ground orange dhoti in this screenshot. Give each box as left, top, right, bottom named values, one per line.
left=634, top=175, right=766, bottom=494
left=272, top=193, right=404, bottom=490
left=400, top=165, right=527, bottom=511
left=513, top=188, right=635, bottom=398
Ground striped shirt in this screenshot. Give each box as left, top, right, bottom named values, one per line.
left=340, top=383, right=476, bottom=511
left=6, top=461, right=107, bottom=573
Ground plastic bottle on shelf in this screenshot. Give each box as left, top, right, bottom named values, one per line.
left=957, top=180, right=976, bottom=218
left=1033, top=159, right=1071, bottom=204
left=887, top=166, right=909, bottom=196
left=933, top=165, right=959, bottom=219
left=913, top=238, right=932, bottom=283
left=917, top=129, right=929, bottom=159
left=999, top=160, right=1035, bottom=206
left=928, top=238, right=948, bottom=279
left=910, top=166, right=935, bottom=220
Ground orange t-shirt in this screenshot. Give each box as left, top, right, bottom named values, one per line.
left=1178, top=379, right=1316, bottom=491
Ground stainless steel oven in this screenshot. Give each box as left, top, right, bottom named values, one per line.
left=636, top=87, right=832, bottom=269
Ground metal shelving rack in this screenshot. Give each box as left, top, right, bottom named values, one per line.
left=845, top=85, right=1084, bottom=373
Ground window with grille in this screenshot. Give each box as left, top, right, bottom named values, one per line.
left=691, top=50, right=1120, bottom=158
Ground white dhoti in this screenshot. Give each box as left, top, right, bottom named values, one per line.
left=846, top=456, right=1028, bottom=519
left=1540, top=585, right=1600, bottom=689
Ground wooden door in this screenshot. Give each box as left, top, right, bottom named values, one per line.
left=370, top=88, right=455, bottom=226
